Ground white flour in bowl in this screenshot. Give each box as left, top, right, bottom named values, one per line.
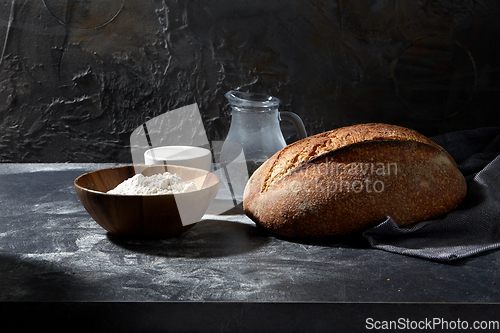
left=107, top=172, right=197, bottom=195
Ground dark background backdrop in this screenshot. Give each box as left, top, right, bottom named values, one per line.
left=0, top=0, right=499, bottom=163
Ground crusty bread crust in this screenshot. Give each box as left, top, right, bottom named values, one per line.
left=243, top=123, right=467, bottom=238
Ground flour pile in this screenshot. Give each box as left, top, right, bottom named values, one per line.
left=107, top=172, right=197, bottom=195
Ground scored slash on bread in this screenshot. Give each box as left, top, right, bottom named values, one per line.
left=243, top=123, right=467, bottom=238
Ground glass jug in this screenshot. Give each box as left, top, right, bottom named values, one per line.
left=220, top=90, right=307, bottom=178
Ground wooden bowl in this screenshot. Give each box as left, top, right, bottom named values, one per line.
left=74, top=165, right=220, bottom=238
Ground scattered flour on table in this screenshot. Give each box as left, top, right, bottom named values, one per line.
left=107, top=172, right=197, bottom=195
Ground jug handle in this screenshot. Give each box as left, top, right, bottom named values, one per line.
left=279, top=111, right=307, bottom=139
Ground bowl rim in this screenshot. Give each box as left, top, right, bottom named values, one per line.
left=74, top=164, right=220, bottom=197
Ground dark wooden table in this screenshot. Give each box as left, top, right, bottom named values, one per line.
left=1, top=164, right=499, bottom=331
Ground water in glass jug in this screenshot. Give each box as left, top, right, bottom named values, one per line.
left=220, top=90, right=307, bottom=177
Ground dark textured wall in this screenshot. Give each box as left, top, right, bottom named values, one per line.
left=1, top=0, right=499, bottom=163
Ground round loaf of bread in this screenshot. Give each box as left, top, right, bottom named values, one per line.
left=243, top=123, right=467, bottom=238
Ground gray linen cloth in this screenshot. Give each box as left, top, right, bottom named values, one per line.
left=362, top=127, right=500, bottom=261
